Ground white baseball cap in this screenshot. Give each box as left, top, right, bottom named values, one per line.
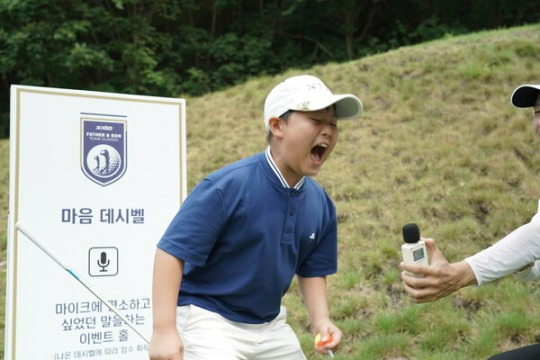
left=511, top=84, right=540, bottom=108
left=263, top=75, right=363, bottom=131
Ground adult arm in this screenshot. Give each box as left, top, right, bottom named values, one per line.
left=297, top=275, right=341, bottom=356
left=149, top=248, right=184, bottom=360
left=464, top=221, right=540, bottom=285
left=401, top=221, right=540, bottom=303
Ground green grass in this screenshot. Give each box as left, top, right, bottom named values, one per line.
left=3, top=23, right=540, bottom=359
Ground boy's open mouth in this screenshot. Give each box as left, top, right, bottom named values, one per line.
left=310, top=143, right=328, bottom=162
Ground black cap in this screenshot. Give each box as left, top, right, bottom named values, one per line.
left=511, top=84, right=540, bottom=108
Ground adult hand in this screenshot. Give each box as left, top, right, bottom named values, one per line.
left=400, top=238, right=477, bottom=303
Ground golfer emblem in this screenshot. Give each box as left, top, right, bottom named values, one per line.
left=81, top=119, right=127, bottom=186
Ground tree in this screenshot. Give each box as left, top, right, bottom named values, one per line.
left=1, top=0, right=538, bottom=138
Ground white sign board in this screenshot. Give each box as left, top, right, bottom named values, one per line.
left=5, top=86, right=187, bottom=359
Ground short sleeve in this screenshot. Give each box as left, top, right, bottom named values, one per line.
left=157, top=179, right=227, bottom=266
left=296, top=207, right=338, bottom=277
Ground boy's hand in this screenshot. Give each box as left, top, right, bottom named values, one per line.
left=313, top=320, right=341, bottom=356
left=149, top=328, right=184, bottom=360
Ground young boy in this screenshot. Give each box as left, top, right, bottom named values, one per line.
left=149, top=74, right=363, bottom=360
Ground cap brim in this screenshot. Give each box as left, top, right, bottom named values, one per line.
left=334, top=95, right=363, bottom=120
left=289, top=94, right=363, bottom=120
left=511, top=84, right=540, bottom=108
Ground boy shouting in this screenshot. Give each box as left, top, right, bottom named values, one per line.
left=150, top=75, right=362, bottom=360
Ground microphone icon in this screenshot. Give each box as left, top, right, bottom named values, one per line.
left=97, top=251, right=110, bottom=272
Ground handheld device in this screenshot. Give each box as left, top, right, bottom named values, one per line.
left=401, top=223, right=429, bottom=276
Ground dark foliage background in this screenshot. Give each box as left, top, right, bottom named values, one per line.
left=1, top=0, right=539, bottom=138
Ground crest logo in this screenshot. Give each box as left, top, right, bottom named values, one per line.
left=81, top=119, right=127, bottom=186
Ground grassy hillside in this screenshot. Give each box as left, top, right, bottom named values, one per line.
left=2, top=24, right=540, bottom=359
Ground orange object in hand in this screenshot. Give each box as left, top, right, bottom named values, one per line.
left=314, top=333, right=333, bottom=347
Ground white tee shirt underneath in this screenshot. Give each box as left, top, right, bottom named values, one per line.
left=465, top=199, right=540, bottom=285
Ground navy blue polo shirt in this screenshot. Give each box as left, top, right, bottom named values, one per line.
left=157, top=149, right=337, bottom=324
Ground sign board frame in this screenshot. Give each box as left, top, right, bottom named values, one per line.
left=5, top=85, right=187, bottom=359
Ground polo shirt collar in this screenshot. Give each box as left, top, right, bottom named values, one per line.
left=265, top=146, right=305, bottom=190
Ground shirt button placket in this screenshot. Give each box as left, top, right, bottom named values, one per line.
left=283, top=190, right=298, bottom=243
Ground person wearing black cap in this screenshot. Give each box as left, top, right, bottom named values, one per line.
left=400, top=84, right=540, bottom=359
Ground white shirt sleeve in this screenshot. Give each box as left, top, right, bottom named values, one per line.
left=513, top=260, right=540, bottom=282
left=464, top=220, right=540, bottom=286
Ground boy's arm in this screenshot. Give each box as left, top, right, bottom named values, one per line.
left=149, top=248, right=184, bottom=360
left=297, top=275, right=341, bottom=355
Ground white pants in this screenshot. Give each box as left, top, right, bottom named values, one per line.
left=176, top=305, right=307, bottom=360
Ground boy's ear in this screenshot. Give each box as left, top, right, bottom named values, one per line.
left=268, top=116, right=284, bottom=138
